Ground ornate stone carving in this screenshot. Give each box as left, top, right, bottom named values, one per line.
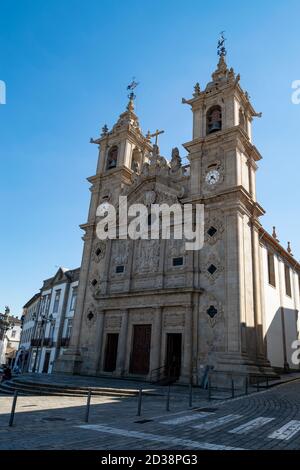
left=170, top=147, right=182, bottom=173
left=92, top=241, right=106, bottom=263
left=201, top=295, right=224, bottom=328
left=85, top=304, right=96, bottom=327
left=204, top=213, right=225, bottom=245
left=143, top=190, right=156, bottom=207
left=201, top=254, right=224, bottom=283
left=134, top=240, right=160, bottom=273
left=111, top=240, right=129, bottom=266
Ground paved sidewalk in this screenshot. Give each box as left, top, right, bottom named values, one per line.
left=1, top=378, right=300, bottom=449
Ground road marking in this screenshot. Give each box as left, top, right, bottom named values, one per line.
left=229, top=417, right=275, bottom=434
left=193, top=414, right=242, bottom=431
left=268, top=420, right=300, bottom=441
left=78, top=424, right=245, bottom=450
left=160, top=412, right=214, bottom=425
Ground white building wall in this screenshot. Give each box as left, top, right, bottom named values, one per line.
left=261, top=243, right=300, bottom=370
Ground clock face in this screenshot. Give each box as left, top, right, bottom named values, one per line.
left=205, top=169, right=220, bottom=186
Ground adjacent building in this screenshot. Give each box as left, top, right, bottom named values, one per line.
left=18, top=267, right=79, bottom=374
left=17, top=293, right=41, bottom=371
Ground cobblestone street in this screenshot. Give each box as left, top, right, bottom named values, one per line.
left=1, top=379, right=300, bottom=450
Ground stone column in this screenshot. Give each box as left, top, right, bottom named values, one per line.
left=115, top=310, right=129, bottom=376
left=181, top=306, right=192, bottom=383
left=90, top=310, right=105, bottom=374
left=251, top=222, right=266, bottom=361
left=149, top=308, right=162, bottom=374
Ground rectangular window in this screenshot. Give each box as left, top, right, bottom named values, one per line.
left=52, top=290, right=61, bottom=313
left=285, top=265, right=292, bottom=297
left=267, top=252, right=276, bottom=287
left=70, top=287, right=78, bottom=311
left=66, top=319, right=72, bottom=338
left=116, top=265, right=124, bottom=273
left=173, top=257, right=183, bottom=267
left=11, top=330, right=16, bottom=338
left=49, top=322, right=55, bottom=339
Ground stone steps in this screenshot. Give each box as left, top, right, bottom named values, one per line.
left=0, top=378, right=147, bottom=398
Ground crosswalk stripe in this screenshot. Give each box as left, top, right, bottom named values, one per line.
left=193, top=414, right=242, bottom=431
left=268, top=420, right=300, bottom=441
left=229, top=417, right=275, bottom=435
left=160, top=412, right=215, bottom=425
left=78, top=424, right=245, bottom=450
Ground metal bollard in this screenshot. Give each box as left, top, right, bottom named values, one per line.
left=231, top=378, right=235, bottom=398
left=85, top=389, right=92, bottom=423
left=9, top=390, right=18, bottom=427
left=266, top=376, right=269, bottom=389
left=137, top=388, right=143, bottom=416
left=188, top=383, right=193, bottom=408
left=257, top=377, right=259, bottom=392
left=208, top=375, right=211, bottom=401
left=166, top=385, right=170, bottom=411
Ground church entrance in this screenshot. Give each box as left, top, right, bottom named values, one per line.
left=42, top=351, right=51, bottom=374
left=104, top=333, right=119, bottom=372
left=165, top=333, right=182, bottom=378
left=129, top=324, right=152, bottom=375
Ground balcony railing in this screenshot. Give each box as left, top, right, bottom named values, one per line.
left=43, top=338, right=54, bottom=347
left=60, top=337, right=70, bottom=348
left=31, top=338, right=42, bottom=347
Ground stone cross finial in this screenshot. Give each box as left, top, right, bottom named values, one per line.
left=149, top=129, right=165, bottom=146
left=101, top=124, right=109, bottom=136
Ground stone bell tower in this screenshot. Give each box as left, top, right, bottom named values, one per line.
left=182, top=38, right=273, bottom=376
left=55, top=94, right=152, bottom=375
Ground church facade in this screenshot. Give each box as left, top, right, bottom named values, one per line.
left=55, top=51, right=300, bottom=384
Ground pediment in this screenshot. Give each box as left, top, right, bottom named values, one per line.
left=120, top=177, right=185, bottom=209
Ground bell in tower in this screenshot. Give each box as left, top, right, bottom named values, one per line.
left=207, top=105, right=222, bottom=134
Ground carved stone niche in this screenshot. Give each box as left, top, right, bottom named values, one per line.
left=104, top=314, right=122, bottom=330
left=163, top=312, right=185, bottom=328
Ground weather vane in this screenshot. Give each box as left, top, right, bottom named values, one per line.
left=217, top=31, right=227, bottom=57
left=127, top=77, right=139, bottom=100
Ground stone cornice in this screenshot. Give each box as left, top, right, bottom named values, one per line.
left=183, top=127, right=262, bottom=161
left=259, top=228, right=300, bottom=272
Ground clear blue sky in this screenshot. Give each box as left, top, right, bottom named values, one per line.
left=1, top=0, right=300, bottom=316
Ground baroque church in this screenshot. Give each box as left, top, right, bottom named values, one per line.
left=55, top=47, right=300, bottom=384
